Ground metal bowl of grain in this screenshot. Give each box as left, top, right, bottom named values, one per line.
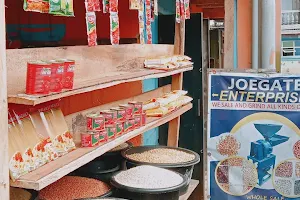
left=121, top=146, right=200, bottom=194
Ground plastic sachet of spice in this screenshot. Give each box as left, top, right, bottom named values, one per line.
left=86, top=12, right=98, bottom=46
left=110, top=12, right=120, bottom=45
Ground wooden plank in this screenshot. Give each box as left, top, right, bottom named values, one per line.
left=224, top=0, right=234, bottom=69
left=6, top=44, right=174, bottom=96
left=168, top=19, right=186, bottom=148
left=8, top=67, right=192, bottom=105
left=0, top=0, right=9, bottom=198
left=179, top=180, right=199, bottom=200
left=65, top=84, right=172, bottom=129
left=10, top=103, right=193, bottom=190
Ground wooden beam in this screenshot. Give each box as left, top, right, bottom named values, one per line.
left=168, top=20, right=185, bottom=147
left=224, top=0, right=234, bottom=69
left=0, top=0, right=9, bottom=198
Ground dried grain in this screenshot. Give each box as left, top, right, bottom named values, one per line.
left=216, top=166, right=229, bottom=183
left=274, top=179, right=292, bottom=196
left=114, top=165, right=184, bottom=189
left=294, top=141, right=300, bottom=159
left=10, top=187, right=32, bottom=200
left=39, top=176, right=110, bottom=200
left=294, top=180, right=300, bottom=195
left=228, top=157, right=243, bottom=166
left=216, top=135, right=241, bottom=156
left=126, top=148, right=195, bottom=164
left=219, top=183, right=229, bottom=192
left=109, top=142, right=130, bottom=152
left=275, top=161, right=293, bottom=178
left=296, top=162, right=300, bottom=178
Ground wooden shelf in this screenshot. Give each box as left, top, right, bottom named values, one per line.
left=6, top=44, right=194, bottom=105
left=179, top=179, right=199, bottom=200
left=8, top=66, right=192, bottom=105
left=10, top=103, right=193, bottom=190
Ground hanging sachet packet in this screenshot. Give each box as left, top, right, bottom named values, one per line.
left=86, top=12, right=98, bottom=46
left=23, top=0, right=50, bottom=13
left=110, top=12, right=120, bottom=45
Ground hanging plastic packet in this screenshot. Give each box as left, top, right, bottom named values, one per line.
left=138, top=0, right=145, bottom=44
left=85, top=0, right=101, bottom=12
left=154, top=0, right=158, bottom=16
left=23, top=0, right=50, bottom=13
left=65, top=0, right=75, bottom=16
left=175, top=0, right=181, bottom=23
left=103, top=0, right=110, bottom=13
left=86, top=12, right=98, bottom=46
left=109, top=0, right=118, bottom=12
left=49, top=0, right=66, bottom=15
left=145, top=0, right=152, bottom=44
left=184, top=0, right=190, bottom=19
left=110, top=12, right=120, bottom=45
left=180, top=0, right=185, bottom=21
left=129, top=0, right=140, bottom=10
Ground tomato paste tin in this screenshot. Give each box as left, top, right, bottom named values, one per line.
left=116, top=122, right=124, bottom=136
left=47, top=60, right=64, bottom=93
left=98, top=130, right=107, bottom=143
left=128, top=101, right=143, bottom=114
left=57, top=59, right=75, bottom=89
left=26, top=61, right=52, bottom=95
left=86, top=114, right=105, bottom=131
left=110, top=107, right=126, bottom=121
left=141, top=112, right=146, bottom=126
left=100, top=110, right=117, bottom=125
left=81, top=132, right=99, bottom=147
left=106, top=124, right=117, bottom=139
left=128, top=118, right=135, bottom=131
left=119, top=104, right=134, bottom=118
left=134, top=114, right=142, bottom=128
left=123, top=121, right=130, bottom=133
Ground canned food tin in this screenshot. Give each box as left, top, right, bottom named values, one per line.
left=81, top=132, right=99, bottom=147
left=47, top=60, right=64, bottom=93
left=86, top=114, right=105, bottom=131
left=105, top=124, right=117, bottom=139
left=110, top=107, right=126, bottom=121
left=119, top=104, right=134, bottom=118
left=141, top=112, right=146, bottom=126
left=26, top=61, right=52, bottom=95
left=128, top=101, right=143, bottom=114
left=134, top=114, right=142, bottom=128
left=123, top=120, right=130, bottom=133
left=57, top=59, right=75, bottom=89
left=98, top=130, right=107, bottom=143
left=128, top=118, right=135, bottom=131
left=100, top=110, right=117, bottom=125
left=116, top=122, right=124, bottom=136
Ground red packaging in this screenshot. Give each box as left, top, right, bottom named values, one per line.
left=119, top=104, right=134, bottom=118
left=106, top=124, right=117, bottom=139
left=141, top=112, right=146, bottom=126
left=47, top=60, right=64, bottom=93
left=116, top=121, right=124, bottom=136
left=109, top=0, right=118, bottom=12
left=57, top=59, right=75, bottom=90
left=98, top=130, right=107, bottom=143
left=122, top=120, right=129, bottom=133
left=110, top=107, right=126, bottom=121
left=134, top=114, right=142, bottom=128
left=26, top=61, right=52, bottom=95
left=81, top=132, right=99, bottom=147
left=128, top=101, right=143, bottom=114
left=100, top=110, right=117, bottom=125
left=86, top=113, right=105, bottom=131
left=128, top=118, right=135, bottom=131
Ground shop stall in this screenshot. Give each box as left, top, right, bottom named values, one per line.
left=0, top=0, right=200, bottom=199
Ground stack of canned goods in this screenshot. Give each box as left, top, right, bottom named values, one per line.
left=81, top=101, right=146, bottom=147
left=26, top=59, right=75, bottom=95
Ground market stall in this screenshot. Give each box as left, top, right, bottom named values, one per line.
left=0, top=0, right=200, bottom=199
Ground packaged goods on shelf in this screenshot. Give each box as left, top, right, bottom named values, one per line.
left=26, top=59, right=75, bottom=95
left=143, top=90, right=192, bottom=117
left=8, top=101, right=75, bottom=181
left=144, top=55, right=193, bottom=71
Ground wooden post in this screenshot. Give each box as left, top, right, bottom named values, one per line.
left=167, top=20, right=185, bottom=147
left=0, top=0, right=9, bottom=199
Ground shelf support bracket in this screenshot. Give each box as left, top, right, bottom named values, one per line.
left=168, top=20, right=185, bottom=147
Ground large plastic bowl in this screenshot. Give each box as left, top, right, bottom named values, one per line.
left=121, top=146, right=200, bottom=194
left=111, top=169, right=188, bottom=200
